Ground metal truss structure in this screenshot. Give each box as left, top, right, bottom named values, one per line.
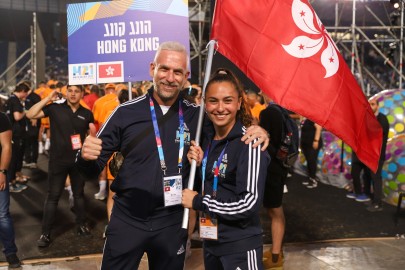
left=315, top=0, right=405, bottom=94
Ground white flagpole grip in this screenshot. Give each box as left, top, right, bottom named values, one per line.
left=182, top=40, right=216, bottom=229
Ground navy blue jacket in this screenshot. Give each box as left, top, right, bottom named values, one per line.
left=76, top=89, right=199, bottom=229
left=192, top=120, right=270, bottom=256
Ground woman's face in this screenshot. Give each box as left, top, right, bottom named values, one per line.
left=205, top=81, right=241, bottom=133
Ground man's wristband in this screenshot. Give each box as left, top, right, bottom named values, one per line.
left=0, top=169, right=7, bottom=175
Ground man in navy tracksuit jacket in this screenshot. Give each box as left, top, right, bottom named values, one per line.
left=77, top=88, right=199, bottom=269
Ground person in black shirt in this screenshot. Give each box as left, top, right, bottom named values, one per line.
left=23, top=84, right=41, bottom=168
left=27, top=85, right=94, bottom=247
left=4, top=83, right=30, bottom=192
left=300, top=119, right=323, bottom=188
left=259, top=103, right=290, bottom=269
left=348, top=99, right=389, bottom=211
left=0, top=112, right=21, bottom=268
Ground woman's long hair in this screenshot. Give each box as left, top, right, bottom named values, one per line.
left=205, top=68, right=253, bottom=127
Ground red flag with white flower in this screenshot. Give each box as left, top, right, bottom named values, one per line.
left=211, top=0, right=382, bottom=172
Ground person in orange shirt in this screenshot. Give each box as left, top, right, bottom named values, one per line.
left=246, top=89, right=266, bottom=124
left=92, top=83, right=117, bottom=201
left=98, top=84, right=127, bottom=128
left=92, top=83, right=117, bottom=131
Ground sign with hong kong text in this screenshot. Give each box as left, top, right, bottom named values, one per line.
left=67, top=0, right=189, bottom=85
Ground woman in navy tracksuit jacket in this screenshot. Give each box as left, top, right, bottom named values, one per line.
left=182, top=69, right=270, bottom=270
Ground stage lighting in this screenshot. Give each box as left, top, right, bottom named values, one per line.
left=390, top=0, right=400, bottom=9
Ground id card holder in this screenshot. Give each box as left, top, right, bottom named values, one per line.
left=199, top=214, right=218, bottom=240
left=163, top=174, right=182, bottom=207
left=71, top=134, right=82, bottom=150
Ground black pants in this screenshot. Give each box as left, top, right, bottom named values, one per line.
left=301, top=144, right=321, bottom=179
left=7, top=137, right=25, bottom=182
left=41, top=161, right=87, bottom=235
left=24, top=133, right=39, bottom=164
left=102, top=213, right=187, bottom=270
left=351, top=159, right=384, bottom=204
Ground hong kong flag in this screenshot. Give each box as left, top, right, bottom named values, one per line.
left=97, top=61, right=124, bottom=83
left=211, top=0, right=382, bottom=172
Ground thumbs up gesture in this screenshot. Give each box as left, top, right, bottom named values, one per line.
left=81, top=123, right=103, bottom=161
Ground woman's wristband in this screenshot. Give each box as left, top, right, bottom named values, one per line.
left=313, top=139, right=319, bottom=142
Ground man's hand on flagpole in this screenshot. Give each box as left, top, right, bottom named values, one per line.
left=242, top=125, right=270, bottom=151
left=182, top=189, right=198, bottom=209
left=187, top=140, right=203, bottom=166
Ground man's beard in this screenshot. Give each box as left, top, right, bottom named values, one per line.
left=154, top=81, right=180, bottom=102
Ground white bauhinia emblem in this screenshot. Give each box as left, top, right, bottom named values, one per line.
left=282, top=0, right=339, bottom=78
left=106, top=66, right=115, bottom=76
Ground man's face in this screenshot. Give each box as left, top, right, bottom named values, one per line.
left=15, top=91, right=28, bottom=101
left=369, top=99, right=379, bottom=114
left=149, top=49, right=189, bottom=104
left=66, top=86, right=83, bottom=105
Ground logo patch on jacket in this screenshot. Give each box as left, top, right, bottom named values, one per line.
left=175, top=123, right=191, bottom=145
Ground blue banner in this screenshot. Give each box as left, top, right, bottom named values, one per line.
left=67, top=0, right=189, bottom=85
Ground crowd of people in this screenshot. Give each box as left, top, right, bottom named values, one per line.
left=0, top=40, right=390, bottom=269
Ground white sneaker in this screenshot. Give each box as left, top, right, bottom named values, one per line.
left=306, top=178, right=318, bottom=189
left=287, top=173, right=292, bottom=178
left=283, top=185, right=288, bottom=193
left=94, top=191, right=106, bottom=200
left=28, top=163, right=37, bottom=169
left=44, top=139, right=50, bottom=151
left=38, top=142, right=44, bottom=154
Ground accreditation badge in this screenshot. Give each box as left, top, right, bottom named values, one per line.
left=163, top=175, right=182, bottom=207
left=70, top=134, right=82, bottom=150
left=199, top=214, right=218, bottom=240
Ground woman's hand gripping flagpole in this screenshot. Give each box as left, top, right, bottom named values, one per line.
left=182, top=40, right=217, bottom=229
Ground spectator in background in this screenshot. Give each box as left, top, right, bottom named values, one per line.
left=259, top=103, right=290, bottom=269
left=191, top=84, right=202, bottom=105
left=0, top=112, right=22, bottom=268
left=27, top=85, right=94, bottom=247
left=246, top=89, right=266, bottom=124
left=4, top=83, right=30, bottom=192
left=131, top=82, right=144, bottom=97
left=182, top=84, right=202, bottom=105
left=300, top=119, right=323, bottom=189
left=83, top=84, right=100, bottom=111
left=98, top=84, right=128, bottom=129
left=24, top=82, right=41, bottom=169
left=100, top=89, right=131, bottom=239
left=92, top=83, right=117, bottom=201
left=348, top=98, right=389, bottom=211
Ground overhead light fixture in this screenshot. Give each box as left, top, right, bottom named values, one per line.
left=390, top=0, right=400, bottom=9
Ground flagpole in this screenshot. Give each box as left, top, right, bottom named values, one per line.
left=182, top=40, right=216, bottom=229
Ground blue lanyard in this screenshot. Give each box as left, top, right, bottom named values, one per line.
left=201, top=141, right=229, bottom=198
left=149, top=97, right=184, bottom=175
